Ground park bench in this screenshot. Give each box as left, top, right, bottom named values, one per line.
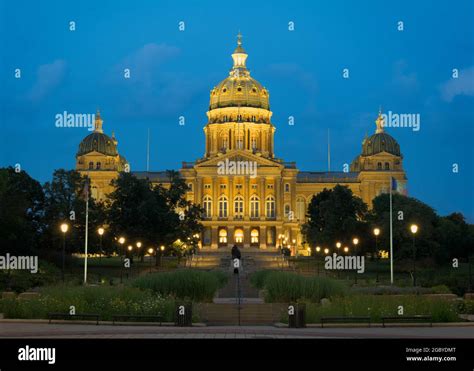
left=320, top=316, right=371, bottom=328
left=48, top=312, right=100, bottom=325
left=112, top=314, right=163, bottom=325
left=381, top=315, right=432, bottom=327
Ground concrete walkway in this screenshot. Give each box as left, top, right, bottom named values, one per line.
left=0, top=322, right=473, bottom=338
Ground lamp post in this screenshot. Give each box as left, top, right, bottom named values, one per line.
left=118, top=237, right=125, bottom=283
left=336, top=242, right=341, bottom=250
left=373, top=228, right=380, bottom=282
left=148, top=248, right=154, bottom=273
left=315, top=246, right=321, bottom=275
left=60, top=223, right=69, bottom=282
left=410, top=224, right=418, bottom=287
left=97, top=227, right=104, bottom=261
left=160, top=245, right=165, bottom=267
left=136, top=241, right=142, bottom=262
left=352, top=238, right=359, bottom=284
left=127, top=245, right=133, bottom=279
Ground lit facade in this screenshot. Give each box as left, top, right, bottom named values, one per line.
left=76, top=35, right=407, bottom=251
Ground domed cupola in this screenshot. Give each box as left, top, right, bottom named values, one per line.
left=362, top=111, right=401, bottom=157
left=77, top=111, right=119, bottom=157
left=209, top=32, right=270, bottom=111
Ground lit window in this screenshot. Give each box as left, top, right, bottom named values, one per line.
left=219, top=229, right=228, bottom=244
left=234, top=196, right=244, bottom=217
left=250, top=195, right=260, bottom=218
left=96, top=162, right=101, bottom=170
left=234, top=229, right=244, bottom=243
left=188, top=183, right=193, bottom=191
left=266, top=196, right=275, bottom=218
left=203, top=196, right=212, bottom=217
left=219, top=196, right=228, bottom=218
left=251, top=229, right=259, bottom=244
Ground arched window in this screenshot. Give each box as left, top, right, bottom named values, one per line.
left=234, top=196, right=244, bottom=218
left=266, top=195, right=275, bottom=218
left=284, top=183, right=290, bottom=192
left=88, top=162, right=94, bottom=170
left=219, top=229, right=227, bottom=244
left=236, top=136, right=243, bottom=149
left=218, top=195, right=228, bottom=218
left=296, top=197, right=306, bottom=221
left=251, top=136, right=258, bottom=150
left=222, top=136, right=228, bottom=150
left=234, top=228, right=244, bottom=244
left=203, top=196, right=212, bottom=218
left=250, top=195, right=260, bottom=218
left=251, top=229, right=259, bottom=244
left=284, top=204, right=291, bottom=218
left=384, top=162, right=390, bottom=170
left=96, top=162, right=101, bottom=170
left=377, top=162, right=382, bottom=170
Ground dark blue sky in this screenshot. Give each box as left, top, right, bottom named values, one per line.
left=1, top=0, right=473, bottom=221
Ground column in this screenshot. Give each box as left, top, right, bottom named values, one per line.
left=243, top=225, right=250, bottom=249
left=260, top=226, right=267, bottom=249
left=275, top=177, right=281, bottom=218
left=212, top=177, right=218, bottom=219
left=229, top=177, right=234, bottom=219
left=260, top=177, right=265, bottom=220
left=227, top=225, right=235, bottom=248
left=211, top=226, right=218, bottom=250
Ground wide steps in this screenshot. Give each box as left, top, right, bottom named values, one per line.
left=197, top=303, right=286, bottom=325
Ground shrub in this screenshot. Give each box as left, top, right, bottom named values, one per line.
left=0, top=261, right=60, bottom=293
left=284, top=295, right=460, bottom=323
left=0, top=285, right=176, bottom=321
left=351, top=285, right=452, bottom=295
left=250, top=270, right=346, bottom=303
left=131, top=269, right=227, bottom=302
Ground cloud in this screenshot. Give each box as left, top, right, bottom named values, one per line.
left=392, top=60, right=418, bottom=89
left=440, top=66, right=474, bottom=102
left=28, top=59, right=66, bottom=102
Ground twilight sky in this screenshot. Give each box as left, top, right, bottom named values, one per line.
left=1, top=0, right=473, bottom=221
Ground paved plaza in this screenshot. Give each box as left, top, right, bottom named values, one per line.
left=0, top=321, right=473, bottom=339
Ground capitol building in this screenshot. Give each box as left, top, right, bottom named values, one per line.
left=75, top=35, right=407, bottom=252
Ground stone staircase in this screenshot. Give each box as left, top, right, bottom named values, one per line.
left=187, top=249, right=289, bottom=325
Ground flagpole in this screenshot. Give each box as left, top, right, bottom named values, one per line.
left=389, top=180, right=394, bottom=285
left=84, top=182, right=89, bottom=285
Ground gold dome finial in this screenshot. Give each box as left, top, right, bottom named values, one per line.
left=375, top=107, right=384, bottom=134
left=94, top=109, right=103, bottom=133
left=232, top=32, right=248, bottom=72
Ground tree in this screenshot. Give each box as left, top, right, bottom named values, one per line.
left=434, top=213, right=474, bottom=263
left=370, top=193, right=440, bottom=263
left=302, top=185, right=368, bottom=250
left=42, top=169, right=106, bottom=255
left=106, top=171, right=203, bottom=262
left=0, top=167, right=45, bottom=255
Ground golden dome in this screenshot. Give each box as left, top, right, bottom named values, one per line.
left=209, top=33, right=270, bottom=110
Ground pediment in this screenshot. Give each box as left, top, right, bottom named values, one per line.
left=194, top=150, right=283, bottom=169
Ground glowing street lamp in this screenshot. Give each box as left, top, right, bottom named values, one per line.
left=352, top=238, right=359, bottom=246
left=315, top=246, right=321, bottom=253
left=410, top=224, right=419, bottom=286
left=343, top=246, right=349, bottom=254
left=324, top=248, right=330, bottom=255
left=97, top=227, right=104, bottom=259
left=373, top=228, right=380, bottom=262
left=336, top=242, right=341, bottom=249
left=60, top=223, right=69, bottom=282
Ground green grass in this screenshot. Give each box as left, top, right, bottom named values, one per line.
left=0, top=285, right=177, bottom=321
left=130, top=269, right=228, bottom=302
left=282, top=295, right=462, bottom=323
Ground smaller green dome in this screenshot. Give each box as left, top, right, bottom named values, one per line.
left=362, top=132, right=400, bottom=156
left=77, top=132, right=118, bottom=156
